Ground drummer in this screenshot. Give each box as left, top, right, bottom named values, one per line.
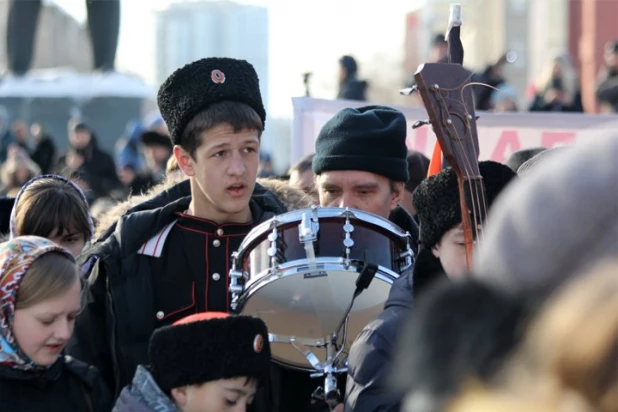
left=275, top=105, right=420, bottom=412
left=312, top=105, right=420, bottom=247
left=68, top=57, right=287, bottom=412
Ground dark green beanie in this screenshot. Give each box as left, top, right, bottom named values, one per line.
left=312, top=105, right=409, bottom=182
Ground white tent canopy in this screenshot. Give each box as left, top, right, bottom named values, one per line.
left=0, top=69, right=156, bottom=100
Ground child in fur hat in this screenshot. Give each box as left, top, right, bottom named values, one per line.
left=412, top=161, right=517, bottom=298
left=113, top=312, right=271, bottom=412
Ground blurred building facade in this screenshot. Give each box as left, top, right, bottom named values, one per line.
left=0, top=1, right=92, bottom=73
left=155, top=0, right=269, bottom=109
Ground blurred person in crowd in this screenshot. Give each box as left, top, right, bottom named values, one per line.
left=114, top=119, right=145, bottom=175
left=596, top=40, right=618, bottom=113
left=288, top=153, right=317, bottom=203
left=505, top=259, right=618, bottom=412
left=140, top=129, right=173, bottom=184
left=116, top=162, right=154, bottom=198
left=258, top=152, right=275, bottom=178
left=113, top=313, right=271, bottom=412
left=344, top=160, right=515, bottom=412
left=11, top=119, right=30, bottom=154
left=0, top=107, right=16, bottom=163
left=529, top=54, right=583, bottom=113
left=55, top=122, right=120, bottom=201
left=7, top=175, right=94, bottom=257
left=448, top=259, right=618, bottom=412
left=146, top=112, right=169, bottom=135
left=401, top=151, right=429, bottom=218
left=0, top=147, right=40, bottom=197
left=0, top=236, right=112, bottom=412
left=490, top=84, right=518, bottom=112
left=430, top=33, right=449, bottom=63
left=394, top=278, right=530, bottom=412
left=474, top=135, right=618, bottom=298
left=505, top=147, right=546, bottom=173
left=471, top=55, right=509, bottom=111
left=337, top=55, right=368, bottom=101
left=30, top=123, right=57, bottom=175
left=403, top=34, right=455, bottom=104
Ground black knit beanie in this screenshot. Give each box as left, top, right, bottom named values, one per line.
left=149, top=315, right=271, bottom=391
left=157, top=57, right=266, bottom=146
left=413, top=161, right=517, bottom=249
left=312, top=105, right=409, bottom=182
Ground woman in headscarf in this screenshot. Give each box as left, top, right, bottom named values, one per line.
left=0, top=236, right=111, bottom=411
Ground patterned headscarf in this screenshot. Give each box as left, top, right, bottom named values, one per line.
left=8, top=174, right=95, bottom=245
left=0, top=236, right=74, bottom=370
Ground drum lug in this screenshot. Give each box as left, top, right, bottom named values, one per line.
left=343, top=213, right=355, bottom=265
left=299, top=208, right=320, bottom=243
left=229, top=251, right=246, bottom=312
left=267, top=224, right=280, bottom=268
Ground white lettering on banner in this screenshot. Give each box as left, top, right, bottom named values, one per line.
left=291, top=97, right=618, bottom=165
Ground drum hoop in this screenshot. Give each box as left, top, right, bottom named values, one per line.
left=235, top=207, right=410, bottom=262
left=234, top=261, right=400, bottom=312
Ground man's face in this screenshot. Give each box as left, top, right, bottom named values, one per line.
left=316, top=170, right=402, bottom=219
left=432, top=224, right=468, bottom=278
left=175, top=123, right=260, bottom=224
left=70, top=130, right=91, bottom=150
left=12, top=121, right=28, bottom=142
left=289, top=169, right=316, bottom=202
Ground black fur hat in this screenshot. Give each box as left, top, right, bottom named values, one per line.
left=157, top=57, right=266, bottom=146
left=140, top=131, right=173, bottom=149
left=413, top=161, right=517, bottom=249
left=149, top=314, right=271, bottom=391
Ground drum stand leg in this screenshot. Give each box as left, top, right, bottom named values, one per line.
left=309, top=339, right=344, bottom=409
left=310, top=261, right=378, bottom=408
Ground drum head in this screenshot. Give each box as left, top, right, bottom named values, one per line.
left=238, top=264, right=396, bottom=371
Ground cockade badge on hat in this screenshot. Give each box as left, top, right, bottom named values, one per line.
left=211, top=69, right=226, bottom=84
left=253, top=334, right=264, bottom=353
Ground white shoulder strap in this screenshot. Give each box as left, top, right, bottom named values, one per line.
left=137, top=220, right=177, bottom=258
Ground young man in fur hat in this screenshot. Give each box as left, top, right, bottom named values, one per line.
left=344, top=160, right=517, bottom=412
left=114, top=312, right=271, bottom=412
left=68, top=58, right=287, bottom=411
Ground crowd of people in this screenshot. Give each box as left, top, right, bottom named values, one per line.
left=0, top=53, right=615, bottom=412
left=340, top=36, right=618, bottom=115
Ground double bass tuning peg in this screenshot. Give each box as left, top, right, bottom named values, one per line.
left=399, top=85, right=418, bottom=96
left=412, top=119, right=431, bottom=129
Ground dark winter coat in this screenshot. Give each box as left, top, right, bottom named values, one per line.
left=0, top=355, right=112, bottom=412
